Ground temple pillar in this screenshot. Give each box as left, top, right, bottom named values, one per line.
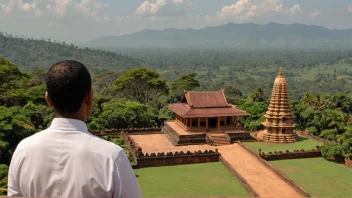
left=224, top=117, right=227, bottom=128
left=198, top=118, right=200, bottom=128
left=186, top=118, right=188, bottom=129
left=206, top=118, right=208, bottom=130
left=217, top=117, right=220, bottom=129
left=189, top=118, right=192, bottom=129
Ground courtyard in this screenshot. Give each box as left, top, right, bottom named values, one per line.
left=130, top=133, right=305, bottom=198
left=134, top=162, right=250, bottom=197
left=271, top=158, right=352, bottom=198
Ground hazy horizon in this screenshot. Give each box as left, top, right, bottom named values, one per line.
left=1, top=0, right=352, bottom=42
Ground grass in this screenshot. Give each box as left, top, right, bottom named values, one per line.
left=243, top=136, right=322, bottom=154
left=270, top=158, right=352, bottom=198
left=134, top=162, right=250, bottom=197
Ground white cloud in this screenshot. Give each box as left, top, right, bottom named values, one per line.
left=0, top=0, right=37, bottom=14
left=46, top=0, right=73, bottom=16
left=348, top=6, right=352, bottom=12
left=310, top=10, right=320, bottom=18
left=135, top=0, right=193, bottom=17
left=210, top=0, right=301, bottom=22
left=75, top=0, right=107, bottom=17
left=287, top=4, right=301, bottom=15
left=46, top=0, right=107, bottom=17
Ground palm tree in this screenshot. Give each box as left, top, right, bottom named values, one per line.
left=302, top=92, right=316, bottom=106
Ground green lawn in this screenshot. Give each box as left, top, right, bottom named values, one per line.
left=243, top=136, right=322, bottom=154
left=270, top=158, right=352, bottom=198
left=134, top=162, right=250, bottom=197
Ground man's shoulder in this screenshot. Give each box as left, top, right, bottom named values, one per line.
left=16, top=128, right=50, bottom=149
left=87, top=134, right=125, bottom=158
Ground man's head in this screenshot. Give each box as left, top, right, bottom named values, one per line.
left=45, top=60, right=93, bottom=121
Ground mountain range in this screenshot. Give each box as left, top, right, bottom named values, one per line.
left=88, top=23, right=352, bottom=49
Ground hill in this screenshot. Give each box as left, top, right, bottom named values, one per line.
left=88, top=23, right=352, bottom=49
left=0, top=32, right=142, bottom=74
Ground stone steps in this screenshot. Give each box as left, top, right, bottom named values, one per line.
left=209, top=133, right=230, bottom=146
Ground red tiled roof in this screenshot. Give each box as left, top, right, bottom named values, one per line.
left=182, top=90, right=229, bottom=108
left=168, top=103, right=248, bottom=118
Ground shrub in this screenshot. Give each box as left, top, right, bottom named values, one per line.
left=319, top=129, right=337, bottom=141
left=0, top=164, right=8, bottom=180
left=321, top=143, right=344, bottom=160
left=308, top=126, right=318, bottom=136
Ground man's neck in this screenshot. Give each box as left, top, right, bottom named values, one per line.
left=55, top=113, right=86, bottom=122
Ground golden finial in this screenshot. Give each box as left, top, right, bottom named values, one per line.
left=278, top=67, right=283, bottom=77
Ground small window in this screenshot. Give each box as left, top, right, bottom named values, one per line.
left=282, top=117, right=286, bottom=122
left=282, top=129, right=286, bottom=133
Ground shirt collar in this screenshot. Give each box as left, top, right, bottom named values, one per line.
left=49, top=118, right=89, bottom=132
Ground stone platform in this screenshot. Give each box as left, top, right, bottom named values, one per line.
left=162, top=121, right=254, bottom=145
left=162, top=121, right=207, bottom=145
left=257, top=130, right=299, bottom=143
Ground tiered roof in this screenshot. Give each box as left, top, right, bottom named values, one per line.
left=168, top=90, right=248, bottom=118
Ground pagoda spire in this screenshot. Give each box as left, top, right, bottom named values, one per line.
left=257, top=67, right=298, bottom=143
left=277, top=67, right=283, bottom=77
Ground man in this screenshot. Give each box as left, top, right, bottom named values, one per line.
left=8, top=60, right=142, bottom=198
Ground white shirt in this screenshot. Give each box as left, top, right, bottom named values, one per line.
left=7, top=118, right=142, bottom=198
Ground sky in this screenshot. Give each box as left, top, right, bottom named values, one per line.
left=1, top=0, right=352, bottom=42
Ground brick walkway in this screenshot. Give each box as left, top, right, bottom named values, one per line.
left=131, top=134, right=304, bottom=198
left=218, top=144, right=303, bottom=198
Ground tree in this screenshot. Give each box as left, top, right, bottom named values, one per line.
left=91, top=99, right=155, bottom=130
left=171, top=73, right=200, bottom=102
left=114, top=68, right=169, bottom=104
left=223, top=84, right=243, bottom=105
left=0, top=164, right=8, bottom=179
left=302, top=92, right=316, bottom=106
left=238, top=100, right=268, bottom=131
left=321, top=143, right=344, bottom=160
left=29, top=66, right=46, bottom=85
left=248, top=88, right=265, bottom=102
left=308, top=126, right=318, bottom=136
left=23, top=102, right=54, bottom=130
left=158, top=106, right=175, bottom=125
left=0, top=106, right=35, bottom=164
left=92, top=72, right=118, bottom=95
left=319, top=129, right=338, bottom=141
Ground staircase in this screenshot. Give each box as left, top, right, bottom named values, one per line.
left=209, top=133, right=230, bottom=146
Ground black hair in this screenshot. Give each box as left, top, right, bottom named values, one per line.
left=45, top=60, right=91, bottom=114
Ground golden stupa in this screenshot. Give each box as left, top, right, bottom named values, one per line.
left=257, top=68, right=298, bottom=143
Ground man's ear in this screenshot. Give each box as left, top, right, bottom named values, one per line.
left=45, top=91, right=55, bottom=109
left=85, top=88, right=93, bottom=105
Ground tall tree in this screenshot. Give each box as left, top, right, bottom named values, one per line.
left=171, top=73, right=200, bottom=102
left=114, top=68, right=168, bottom=104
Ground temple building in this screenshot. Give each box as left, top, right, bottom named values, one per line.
left=257, top=68, right=299, bottom=143
left=163, top=90, right=252, bottom=146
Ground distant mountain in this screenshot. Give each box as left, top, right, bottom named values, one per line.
left=0, top=32, right=142, bottom=74
left=88, top=23, right=352, bottom=49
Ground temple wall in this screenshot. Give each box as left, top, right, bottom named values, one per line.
left=90, top=128, right=162, bottom=136
left=259, top=148, right=322, bottom=161
left=137, top=150, right=220, bottom=168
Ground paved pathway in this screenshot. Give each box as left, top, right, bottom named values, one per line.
left=218, top=144, right=303, bottom=198
left=131, top=134, right=304, bottom=198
